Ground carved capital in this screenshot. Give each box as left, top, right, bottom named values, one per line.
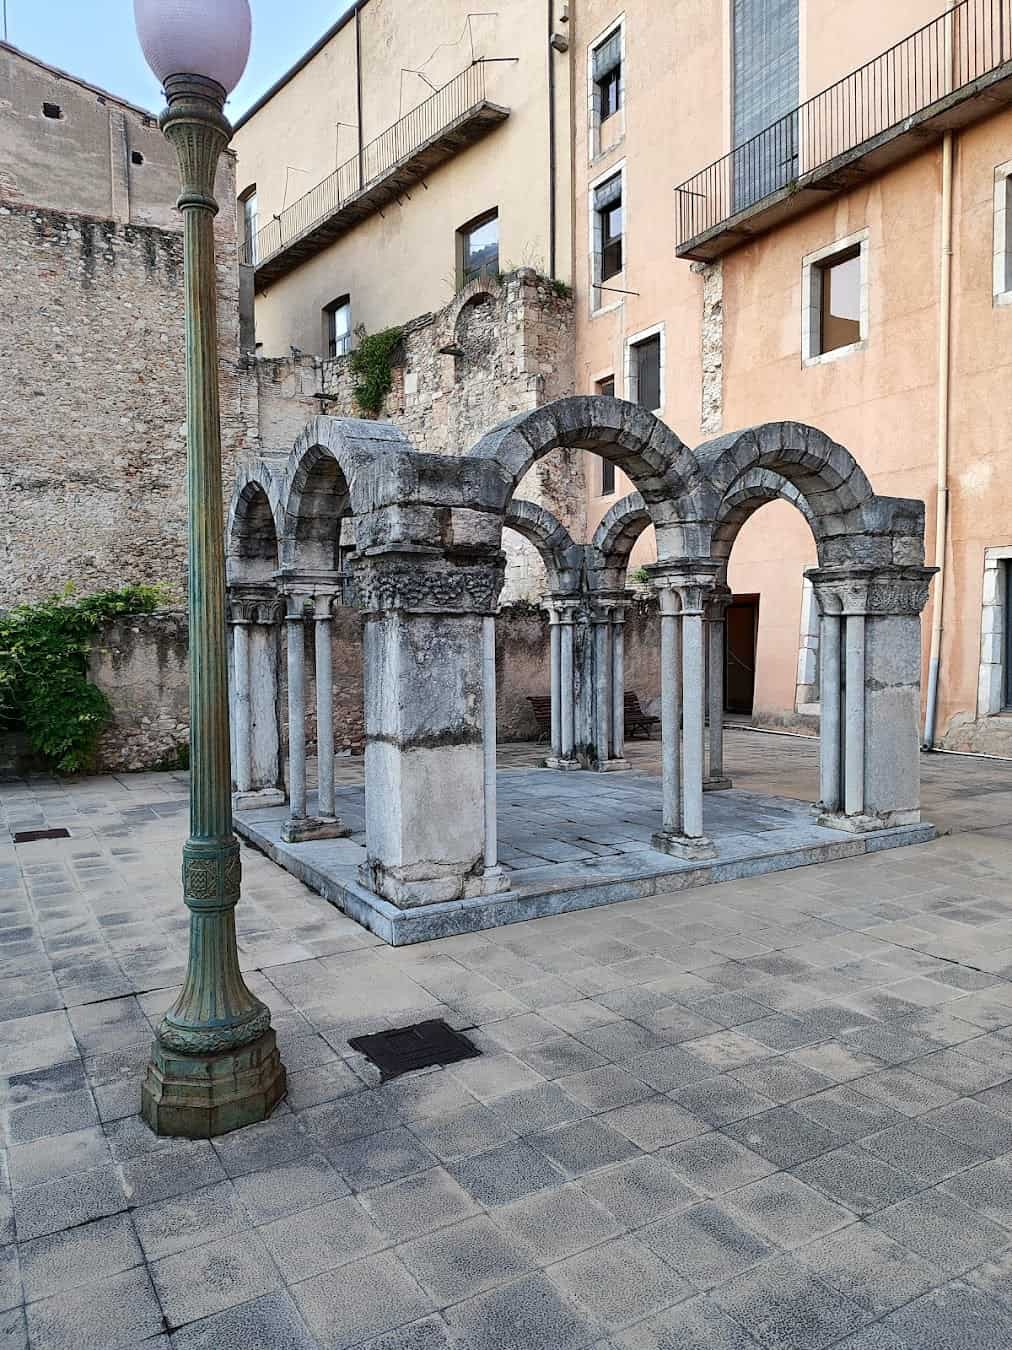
left=648, top=559, right=721, bottom=615
left=229, top=586, right=283, bottom=626
left=808, top=565, right=936, bottom=616
left=355, top=551, right=506, bottom=615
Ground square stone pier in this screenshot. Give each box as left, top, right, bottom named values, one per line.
left=234, top=766, right=934, bottom=946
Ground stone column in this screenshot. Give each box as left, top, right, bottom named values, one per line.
left=313, top=594, right=337, bottom=822
left=592, top=603, right=612, bottom=768
left=546, top=602, right=562, bottom=760
left=548, top=599, right=580, bottom=770
left=810, top=566, right=935, bottom=833
left=611, top=601, right=627, bottom=765
left=704, top=587, right=733, bottom=791
left=356, top=549, right=511, bottom=907
left=482, top=614, right=499, bottom=871
left=651, top=564, right=719, bottom=860
left=281, top=587, right=348, bottom=844
left=229, top=588, right=286, bottom=811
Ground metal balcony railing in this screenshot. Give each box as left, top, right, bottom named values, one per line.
left=240, top=61, right=492, bottom=270
left=675, top=0, right=1012, bottom=256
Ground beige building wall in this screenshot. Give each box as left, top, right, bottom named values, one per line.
left=234, top=0, right=573, bottom=358
left=573, top=1, right=1012, bottom=745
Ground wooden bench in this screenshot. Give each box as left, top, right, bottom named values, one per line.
left=526, top=692, right=660, bottom=742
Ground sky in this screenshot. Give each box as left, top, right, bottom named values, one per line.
left=3, top=0, right=353, bottom=117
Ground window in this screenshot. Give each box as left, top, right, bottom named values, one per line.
left=977, top=549, right=1012, bottom=718
left=42, top=102, right=63, bottom=120
left=324, top=296, right=352, bottom=359
left=593, top=29, right=622, bottom=123
left=628, top=331, right=662, bottom=411
left=239, top=186, right=258, bottom=265
left=994, top=160, right=1012, bottom=305
left=131, top=150, right=144, bottom=166
left=732, top=0, right=799, bottom=209
left=1005, top=561, right=1012, bottom=710
left=802, top=231, right=869, bottom=366
left=595, top=377, right=617, bottom=495
left=594, top=173, right=623, bottom=282
left=458, top=209, right=499, bottom=287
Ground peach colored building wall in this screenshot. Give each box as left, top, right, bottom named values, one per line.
left=575, top=0, right=1012, bottom=748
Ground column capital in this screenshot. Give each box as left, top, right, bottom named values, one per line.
left=228, top=584, right=283, bottom=626
left=355, top=548, right=506, bottom=616
left=704, top=583, right=734, bottom=623
left=807, top=565, right=937, bottom=617
left=553, top=597, right=583, bottom=623
left=649, top=559, right=722, bottom=615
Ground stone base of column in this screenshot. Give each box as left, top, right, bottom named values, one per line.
left=544, top=757, right=582, bottom=771
left=360, top=859, right=512, bottom=909
left=703, top=776, right=733, bottom=792
left=232, top=787, right=286, bottom=812
left=817, top=808, right=922, bottom=834
left=651, top=830, right=717, bottom=861
left=281, top=816, right=351, bottom=843
left=140, top=1030, right=286, bottom=1139
left=592, top=758, right=631, bottom=773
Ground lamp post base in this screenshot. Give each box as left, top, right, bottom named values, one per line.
left=140, top=1029, right=286, bottom=1139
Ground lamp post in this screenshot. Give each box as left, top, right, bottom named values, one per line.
left=134, top=0, right=286, bottom=1136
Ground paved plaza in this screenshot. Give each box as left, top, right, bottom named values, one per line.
left=4, top=734, right=1012, bottom=1347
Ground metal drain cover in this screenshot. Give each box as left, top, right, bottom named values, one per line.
left=349, top=1018, right=480, bottom=1080
left=12, top=828, right=71, bottom=843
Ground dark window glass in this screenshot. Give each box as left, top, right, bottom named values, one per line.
left=599, top=198, right=623, bottom=280
left=326, top=296, right=352, bottom=358
left=597, top=67, right=621, bottom=122
left=460, top=211, right=499, bottom=286
left=600, top=457, right=616, bottom=496
left=818, top=247, right=861, bottom=354
left=633, top=335, right=661, bottom=410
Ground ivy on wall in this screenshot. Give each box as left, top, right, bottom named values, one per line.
left=0, top=584, right=167, bottom=773
left=349, top=325, right=404, bottom=418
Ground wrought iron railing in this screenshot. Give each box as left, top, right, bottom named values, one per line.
left=240, top=61, right=490, bottom=268
left=675, top=0, right=1012, bottom=250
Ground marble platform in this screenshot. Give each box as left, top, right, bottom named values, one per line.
left=234, top=768, right=935, bottom=946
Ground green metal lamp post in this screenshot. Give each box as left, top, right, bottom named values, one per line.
left=134, top=0, right=286, bottom=1136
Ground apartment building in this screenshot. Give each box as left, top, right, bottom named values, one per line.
left=233, top=0, right=574, bottom=358
left=237, top=0, right=1012, bottom=755
left=575, top=0, right=1012, bottom=752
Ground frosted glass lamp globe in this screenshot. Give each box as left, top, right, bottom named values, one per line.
left=134, top=0, right=251, bottom=94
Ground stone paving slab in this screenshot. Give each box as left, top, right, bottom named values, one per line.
left=3, top=736, right=1012, bottom=1347
left=234, top=770, right=935, bottom=945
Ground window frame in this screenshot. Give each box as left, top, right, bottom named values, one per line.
left=977, top=548, right=1012, bottom=718
left=239, top=185, right=259, bottom=266
left=589, top=161, right=626, bottom=316
left=595, top=375, right=617, bottom=496
left=324, top=295, right=353, bottom=360
left=588, top=16, right=625, bottom=162
left=994, top=159, right=1012, bottom=307
left=802, top=229, right=870, bottom=367
left=625, top=323, right=665, bottom=414
left=457, top=208, right=499, bottom=290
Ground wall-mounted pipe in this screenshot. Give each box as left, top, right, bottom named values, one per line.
left=547, top=0, right=558, bottom=278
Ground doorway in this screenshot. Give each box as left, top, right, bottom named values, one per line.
left=725, top=594, right=759, bottom=714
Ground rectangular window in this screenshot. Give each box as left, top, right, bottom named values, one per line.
left=631, top=334, right=661, bottom=411
left=593, top=30, right=622, bottom=124
left=241, top=189, right=258, bottom=265
left=458, top=209, right=499, bottom=287
left=818, top=247, right=861, bottom=354
left=595, top=174, right=623, bottom=282
left=325, top=296, right=352, bottom=358
left=994, top=161, right=1012, bottom=304
left=803, top=231, right=869, bottom=366
left=594, top=378, right=616, bottom=494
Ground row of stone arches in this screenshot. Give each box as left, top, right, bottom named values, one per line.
left=226, top=395, right=934, bottom=913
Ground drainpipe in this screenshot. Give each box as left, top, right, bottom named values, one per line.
left=355, top=6, right=364, bottom=188
left=923, top=126, right=954, bottom=749
left=547, top=0, right=557, bottom=278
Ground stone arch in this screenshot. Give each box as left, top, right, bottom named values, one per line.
left=711, top=469, right=818, bottom=582
left=228, top=466, right=283, bottom=584
left=285, top=446, right=352, bottom=573
left=697, top=422, right=876, bottom=532
left=504, top=499, right=583, bottom=595
left=466, top=397, right=712, bottom=559
left=444, top=275, right=503, bottom=338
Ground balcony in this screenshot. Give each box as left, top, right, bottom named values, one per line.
left=675, top=0, right=1012, bottom=262
left=241, top=62, right=509, bottom=286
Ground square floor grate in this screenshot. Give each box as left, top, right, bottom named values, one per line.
left=12, top=828, right=71, bottom=843
left=348, top=1018, right=480, bottom=1080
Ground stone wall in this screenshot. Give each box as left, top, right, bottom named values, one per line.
left=86, top=599, right=663, bottom=772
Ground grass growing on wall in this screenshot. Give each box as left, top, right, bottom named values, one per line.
left=350, top=326, right=404, bottom=418
left=0, top=584, right=168, bottom=774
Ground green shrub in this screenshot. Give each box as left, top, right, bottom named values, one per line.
left=0, top=584, right=168, bottom=774
left=349, top=326, right=404, bottom=417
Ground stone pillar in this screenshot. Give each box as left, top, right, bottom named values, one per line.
left=704, top=587, right=733, bottom=791
left=592, top=603, right=612, bottom=768
left=810, top=566, right=935, bottom=833
left=356, top=549, right=511, bottom=907
left=651, top=564, right=720, bottom=860
left=281, top=585, right=349, bottom=844
left=548, top=599, right=580, bottom=770
left=611, top=601, right=627, bottom=765
left=587, top=595, right=630, bottom=772
left=229, top=588, right=286, bottom=812
left=313, top=594, right=337, bottom=822
left=482, top=614, right=499, bottom=871
left=546, top=602, right=562, bottom=760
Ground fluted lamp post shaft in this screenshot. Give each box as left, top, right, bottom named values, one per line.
left=138, top=63, right=285, bottom=1136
